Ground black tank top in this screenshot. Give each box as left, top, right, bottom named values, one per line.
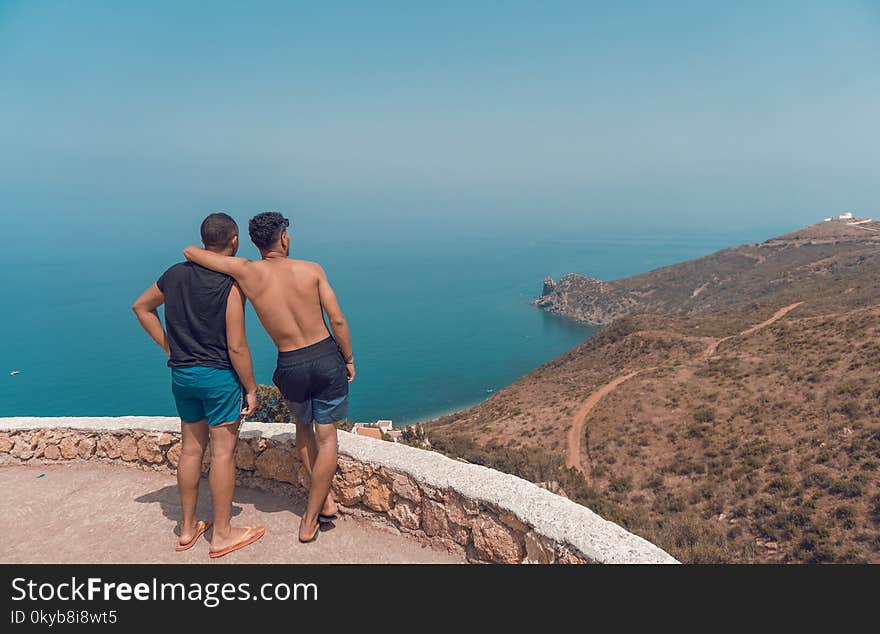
left=156, top=262, right=235, bottom=369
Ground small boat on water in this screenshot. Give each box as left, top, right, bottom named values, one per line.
left=9, top=370, right=21, bottom=376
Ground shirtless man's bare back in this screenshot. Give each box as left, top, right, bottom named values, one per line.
left=184, top=212, right=354, bottom=544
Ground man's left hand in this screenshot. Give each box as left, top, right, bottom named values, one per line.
left=241, top=391, right=258, bottom=418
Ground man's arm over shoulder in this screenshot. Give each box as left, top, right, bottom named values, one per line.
left=225, top=283, right=258, bottom=416
left=315, top=263, right=355, bottom=382
left=183, top=246, right=252, bottom=282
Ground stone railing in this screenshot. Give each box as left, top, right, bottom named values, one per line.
left=0, top=417, right=677, bottom=564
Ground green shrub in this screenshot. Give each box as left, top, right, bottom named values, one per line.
left=608, top=476, right=632, bottom=493
left=766, top=477, right=795, bottom=495
left=686, top=424, right=708, bottom=439
left=834, top=505, right=856, bottom=529
left=802, top=470, right=833, bottom=489
left=246, top=384, right=291, bottom=424
left=751, top=498, right=779, bottom=518
left=869, top=494, right=880, bottom=524
left=838, top=401, right=861, bottom=419
left=692, top=406, right=717, bottom=424
left=644, top=474, right=664, bottom=492
left=829, top=479, right=863, bottom=499
left=796, top=529, right=837, bottom=563
left=399, top=424, right=428, bottom=446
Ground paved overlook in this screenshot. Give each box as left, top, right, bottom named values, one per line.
left=0, top=417, right=678, bottom=564
left=0, top=463, right=464, bottom=564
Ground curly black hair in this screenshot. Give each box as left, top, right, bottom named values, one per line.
left=248, top=211, right=288, bottom=250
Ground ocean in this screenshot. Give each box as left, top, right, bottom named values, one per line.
left=0, top=218, right=789, bottom=425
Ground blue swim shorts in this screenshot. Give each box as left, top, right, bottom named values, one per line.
left=171, top=366, right=243, bottom=427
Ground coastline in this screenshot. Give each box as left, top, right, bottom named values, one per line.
left=405, top=317, right=597, bottom=428
left=406, top=398, right=486, bottom=428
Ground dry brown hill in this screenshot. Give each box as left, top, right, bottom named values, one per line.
left=421, top=219, right=880, bottom=563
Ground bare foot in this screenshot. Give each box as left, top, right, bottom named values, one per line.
left=210, top=526, right=252, bottom=553
left=321, top=497, right=338, bottom=517
left=299, top=517, right=320, bottom=543
left=178, top=521, right=200, bottom=546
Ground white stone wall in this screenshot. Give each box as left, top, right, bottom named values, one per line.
left=0, top=417, right=678, bottom=564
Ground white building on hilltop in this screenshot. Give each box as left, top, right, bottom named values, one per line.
left=839, top=212, right=854, bottom=220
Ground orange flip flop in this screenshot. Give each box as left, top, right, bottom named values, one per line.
left=176, top=520, right=211, bottom=552
left=208, top=525, right=266, bottom=559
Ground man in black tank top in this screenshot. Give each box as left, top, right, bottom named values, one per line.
left=132, top=213, right=265, bottom=558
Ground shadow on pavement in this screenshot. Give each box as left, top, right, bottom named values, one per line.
left=135, top=478, right=308, bottom=528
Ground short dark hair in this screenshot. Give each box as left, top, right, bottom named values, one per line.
left=200, top=212, right=238, bottom=248
left=248, top=211, right=288, bottom=250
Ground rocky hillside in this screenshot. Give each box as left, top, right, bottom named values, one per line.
left=533, top=219, right=880, bottom=325
left=422, top=219, right=880, bottom=563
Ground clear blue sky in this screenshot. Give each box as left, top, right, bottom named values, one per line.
left=1, top=1, right=878, bottom=239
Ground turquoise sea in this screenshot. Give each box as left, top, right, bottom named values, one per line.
left=0, top=215, right=790, bottom=425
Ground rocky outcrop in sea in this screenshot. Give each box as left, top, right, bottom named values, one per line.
left=531, top=274, right=639, bottom=325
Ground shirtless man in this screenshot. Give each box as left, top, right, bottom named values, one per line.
left=184, top=211, right=354, bottom=544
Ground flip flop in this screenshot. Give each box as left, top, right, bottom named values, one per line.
left=176, top=520, right=211, bottom=552
left=318, top=513, right=337, bottom=523
left=208, top=525, right=266, bottom=559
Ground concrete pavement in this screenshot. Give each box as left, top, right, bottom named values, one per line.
left=0, top=463, right=464, bottom=564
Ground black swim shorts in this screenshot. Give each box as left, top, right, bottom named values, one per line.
left=272, top=336, right=349, bottom=424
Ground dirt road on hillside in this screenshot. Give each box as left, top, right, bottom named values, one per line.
left=565, top=302, right=804, bottom=474
left=703, top=302, right=803, bottom=357
left=565, top=371, right=640, bottom=471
